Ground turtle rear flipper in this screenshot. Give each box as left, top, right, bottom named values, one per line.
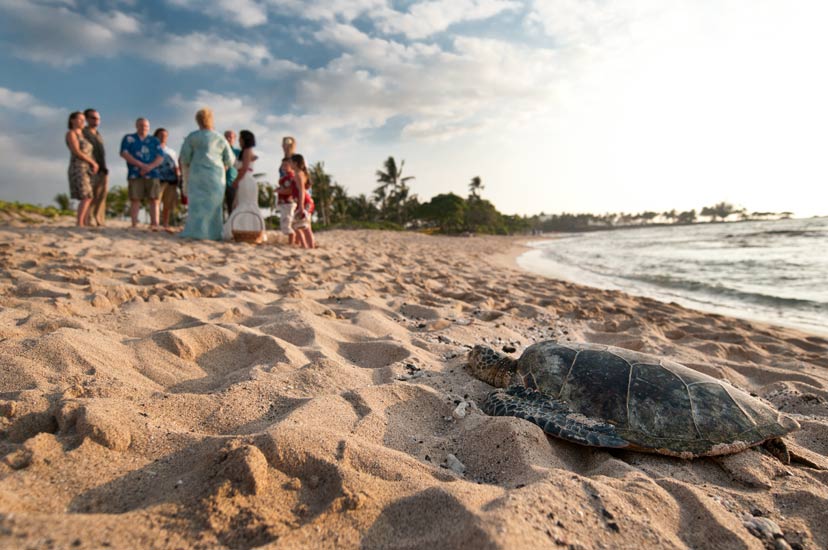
left=484, top=386, right=629, bottom=449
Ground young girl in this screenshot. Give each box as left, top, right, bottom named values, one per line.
left=289, top=153, right=315, bottom=249
left=277, top=137, right=297, bottom=244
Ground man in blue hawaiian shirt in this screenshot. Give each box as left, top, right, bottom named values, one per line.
left=120, top=118, right=164, bottom=229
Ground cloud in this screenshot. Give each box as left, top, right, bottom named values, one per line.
left=138, top=32, right=305, bottom=76
left=143, top=33, right=272, bottom=69
left=295, top=24, right=562, bottom=141
left=0, top=0, right=294, bottom=73
left=265, top=0, right=387, bottom=23
left=0, top=89, right=72, bottom=205
left=0, top=134, right=68, bottom=205
left=168, top=90, right=273, bottom=136
left=165, top=0, right=268, bottom=28
left=0, top=87, right=63, bottom=119
left=373, top=0, right=522, bottom=39
left=0, top=0, right=141, bottom=67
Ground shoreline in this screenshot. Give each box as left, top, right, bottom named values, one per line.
left=513, top=232, right=828, bottom=338
left=1, top=220, right=827, bottom=549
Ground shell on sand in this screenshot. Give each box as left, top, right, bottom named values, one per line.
left=0, top=217, right=826, bottom=549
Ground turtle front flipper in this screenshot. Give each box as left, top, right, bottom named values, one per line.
left=484, top=386, right=629, bottom=449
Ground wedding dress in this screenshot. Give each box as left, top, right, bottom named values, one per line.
left=223, top=150, right=267, bottom=243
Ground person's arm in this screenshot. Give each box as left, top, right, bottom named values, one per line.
left=139, top=140, right=165, bottom=176
left=172, top=151, right=181, bottom=178
left=296, top=172, right=306, bottom=216
left=120, top=135, right=146, bottom=171
left=231, top=148, right=252, bottom=189
left=221, top=140, right=233, bottom=171
left=67, top=131, right=98, bottom=173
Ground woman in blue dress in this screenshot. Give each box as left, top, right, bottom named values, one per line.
left=179, top=108, right=234, bottom=240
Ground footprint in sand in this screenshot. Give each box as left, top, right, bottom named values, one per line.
left=337, top=341, right=410, bottom=369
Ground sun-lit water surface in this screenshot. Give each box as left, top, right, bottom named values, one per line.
left=518, top=217, right=828, bottom=335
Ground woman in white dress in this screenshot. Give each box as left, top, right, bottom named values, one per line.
left=223, top=130, right=267, bottom=243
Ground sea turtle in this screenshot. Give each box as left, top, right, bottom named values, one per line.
left=467, top=341, right=800, bottom=461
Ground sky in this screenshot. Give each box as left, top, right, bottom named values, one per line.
left=0, top=0, right=826, bottom=218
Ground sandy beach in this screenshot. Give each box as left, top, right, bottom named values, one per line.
left=1, top=217, right=827, bottom=550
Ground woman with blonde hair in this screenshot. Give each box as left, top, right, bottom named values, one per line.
left=178, top=108, right=234, bottom=240
left=65, top=111, right=98, bottom=227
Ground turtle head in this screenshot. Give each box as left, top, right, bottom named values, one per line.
left=467, top=345, right=517, bottom=388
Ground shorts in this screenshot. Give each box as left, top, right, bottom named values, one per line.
left=292, top=208, right=312, bottom=230
left=160, top=181, right=179, bottom=212
left=128, top=178, right=161, bottom=201
left=278, top=202, right=296, bottom=234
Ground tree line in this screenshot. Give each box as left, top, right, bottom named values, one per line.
left=53, top=157, right=796, bottom=234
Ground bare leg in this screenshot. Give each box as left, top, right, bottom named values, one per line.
left=161, top=190, right=170, bottom=229
left=149, top=199, right=160, bottom=228
left=130, top=199, right=141, bottom=227
left=298, top=229, right=308, bottom=248
left=87, top=174, right=108, bottom=226
left=299, top=227, right=315, bottom=249
left=76, top=198, right=92, bottom=227
left=95, top=174, right=108, bottom=226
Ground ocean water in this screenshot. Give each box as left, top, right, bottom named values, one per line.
left=517, top=217, right=828, bottom=335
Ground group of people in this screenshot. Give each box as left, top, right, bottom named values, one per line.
left=64, top=107, right=315, bottom=248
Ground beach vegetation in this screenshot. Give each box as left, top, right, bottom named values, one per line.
left=700, top=201, right=737, bottom=222
left=257, top=180, right=276, bottom=212
left=417, top=193, right=467, bottom=233
left=0, top=200, right=72, bottom=220
left=468, top=176, right=484, bottom=199
left=54, top=193, right=71, bottom=211
left=374, top=156, right=419, bottom=226
left=106, top=186, right=131, bottom=219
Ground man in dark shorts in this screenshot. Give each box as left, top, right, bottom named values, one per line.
left=120, top=118, right=164, bottom=229
left=83, top=108, right=108, bottom=226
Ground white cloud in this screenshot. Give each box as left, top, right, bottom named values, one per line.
left=166, top=0, right=268, bottom=28
left=0, top=88, right=63, bottom=119
left=0, top=135, right=67, bottom=203
left=139, top=32, right=305, bottom=76
left=0, top=88, right=72, bottom=205
left=374, top=0, right=521, bottom=39
left=144, top=33, right=272, bottom=69
left=266, top=0, right=387, bottom=22
left=297, top=24, right=562, bottom=141
left=0, top=0, right=141, bottom=67
left=90, top=8, right=142, bottom=34
left=168, top=90, right=273, bottom=136
left=0, top=0, right=289, bottom=72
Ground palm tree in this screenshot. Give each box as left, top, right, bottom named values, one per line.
left=468, top=176, right=484, bottom=199
left=309, top=162, right=334, bottom=226
left=106, top=186, right=130, bottom=219
left=330, top=184, right=350, bottom=224
left=374, top=156, right=415, bottom=224
left=701, top=202, right=736, bottom=222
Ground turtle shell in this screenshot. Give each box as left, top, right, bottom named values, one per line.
left=508, top=341, right=799, bottom=458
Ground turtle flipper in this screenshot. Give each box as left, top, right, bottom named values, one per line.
left=484, top=386, right=629, bottom=449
